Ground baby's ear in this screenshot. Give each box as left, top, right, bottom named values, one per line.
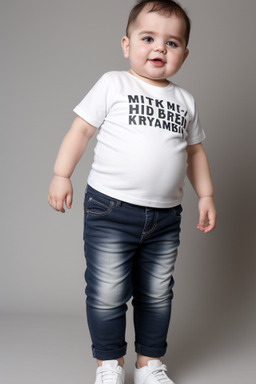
left=182, top=48, right=189, bottom=63
left=121, top=36, right=130, bottom=58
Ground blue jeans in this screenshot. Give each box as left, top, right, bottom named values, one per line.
left=83, top=185, right=182, bottom=360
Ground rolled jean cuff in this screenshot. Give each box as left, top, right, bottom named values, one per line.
left=135, top=342, right=167, bottom=358
left=92, top=343, right=127, bottom=360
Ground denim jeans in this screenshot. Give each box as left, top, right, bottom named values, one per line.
left=83, top=185, right=182, bottom=360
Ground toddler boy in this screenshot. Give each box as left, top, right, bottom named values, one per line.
left=48, top=1, right=216, bottom=383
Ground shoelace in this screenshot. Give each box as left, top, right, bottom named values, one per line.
left=99, top=367, right=122, bottom=384
left=150, top=364, right=174, bottom=384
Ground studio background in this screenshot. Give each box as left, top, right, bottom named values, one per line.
left=1, top=1, right=255, bottom=383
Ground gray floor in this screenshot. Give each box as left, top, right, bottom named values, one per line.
left=1, top=310, right=255, bottom=384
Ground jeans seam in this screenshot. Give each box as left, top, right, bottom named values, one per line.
left=140, top=210, right=159, bottom=243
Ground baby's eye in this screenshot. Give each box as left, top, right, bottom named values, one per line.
left=167, top=41, right=178, bottom=47
left=143, top=37, right=154, bottom=43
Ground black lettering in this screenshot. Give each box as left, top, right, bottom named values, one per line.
left=147, top=106, right=154, bottom=116
left=163, top=121, right=171, bottom=131
left=129, top=104, right=140, bottom=114
left=129, top=115, right=137, bottom=125
left=167, top=111, right=174, bottom=121
left=139, top=116, right=147, bottom=125
left=147, top=117, right=154, bottom=126
left=145, top=97, right=154, bottom=105
left=181, top=116, right=187, bottom=128
left=128, top=95, right=139, bottom=103
left=172, top=124, right=178, bottom=132
left=155, top=119, right=162, bottom=128
left=155, top=99, right=164, bottom=108
left=158, top=109, right=166, bottom=119
left=175, top=114, right=181, bottom=125
left=167, top=102, right=175, bottom=111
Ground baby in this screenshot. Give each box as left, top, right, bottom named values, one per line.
left=48, top=1, right=217, bottom=383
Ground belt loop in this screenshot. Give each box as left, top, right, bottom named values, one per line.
left=116, top=200, right=122, bottom=207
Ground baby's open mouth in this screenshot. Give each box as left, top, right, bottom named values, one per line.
left=149, top=58, right=165, bottom=66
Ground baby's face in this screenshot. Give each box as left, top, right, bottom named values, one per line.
left=122, top=7, right=189, bottom=87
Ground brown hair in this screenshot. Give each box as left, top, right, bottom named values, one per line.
left=126, top=0, right=191, bottom=46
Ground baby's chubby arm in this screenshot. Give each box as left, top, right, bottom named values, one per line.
left=186, top=143, right=217, bottom=233
left=48, top=116, right=96, bottom=213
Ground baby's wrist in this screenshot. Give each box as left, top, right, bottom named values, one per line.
left=198, top=196, right=214, bottom=200
left=199, top=196, right=213, bottom=198
left=54, top=174, right=70, bottom=180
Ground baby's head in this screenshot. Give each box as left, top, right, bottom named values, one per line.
left=122, top=0, right=190, bottom=86
left=126, top=0, right=191, bottom=47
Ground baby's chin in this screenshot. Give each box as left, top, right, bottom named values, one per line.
left=128, top=69, right=169, bottom=87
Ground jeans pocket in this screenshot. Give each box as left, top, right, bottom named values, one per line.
left=173, top=205, right=183, bottom=221
left=86, top=197, right=115, bottom=216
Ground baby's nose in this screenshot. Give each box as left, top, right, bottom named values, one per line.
left=154, top=42, right=166, bottom=53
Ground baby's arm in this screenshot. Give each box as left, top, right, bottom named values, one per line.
left=186, top=143, right=217, bottom=233
left=48, top=116, right=96, bottom=213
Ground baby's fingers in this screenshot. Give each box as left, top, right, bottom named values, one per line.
left=48, top=176, right=73, bottom=213
left=65, top=193, right=73, bottom=210
left=197, top=211, right=216, bottom=233
left=48, top=195, right=65, bottom=213
left=205, top=211, right=216, bottom=233
left=197, top=197, right=216, bottom=234
left=56, top=199, right=65, bottom=213
left=197, top=210, right=207, bottom=232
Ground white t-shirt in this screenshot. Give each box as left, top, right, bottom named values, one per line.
left=73, top=71, right=205, bottom=208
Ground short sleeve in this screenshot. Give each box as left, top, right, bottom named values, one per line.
left=73, top=73, right=112, bottom=128
left=186, top=99, right=206, bottom=145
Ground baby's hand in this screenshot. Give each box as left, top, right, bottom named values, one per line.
left=48, top=175, right=73, bottom=213
left=197, top=197, right=216, bottom=234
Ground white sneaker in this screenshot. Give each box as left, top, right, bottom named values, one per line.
left=134, top=360, right=175, bottom=384
left=95, top=360, right=125, bottom=384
